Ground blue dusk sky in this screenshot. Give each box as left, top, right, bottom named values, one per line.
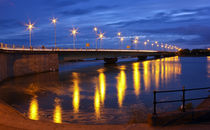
left=0, top=0, right=210, bottom=49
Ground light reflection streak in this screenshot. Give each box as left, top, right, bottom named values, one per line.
left=28, top=96, right=39, bottom=120
left=94, top=85, right=100, bottom=119
left=53, top=98, right=62, bottom=123
left=98, top=69, right=106, bottom=105
left=155, top=59, right=160, bottom=88
left=133, top=63, right=141, bottom=96
left=143, top=61, right=151, bottom=92
left=142, top=56, right=181, bottom=91
left=72, top=72, right=80, bottom=113
left=116, top=66, right=127, bottom=108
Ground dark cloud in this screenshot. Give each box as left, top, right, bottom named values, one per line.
left=107, top=6, right=210, bottom=28
left=44, top=0, right=91, bottom=9
left=59, top=5, right=118, bottom=17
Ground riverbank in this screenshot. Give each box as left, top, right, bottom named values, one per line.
left=0, top=99, right=210, bottom=130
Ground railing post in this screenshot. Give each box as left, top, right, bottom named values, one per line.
left=153, top=90, right=157, bottom=115
left=0, top=43, right=3, bottom=48
left=182, top=86, right=185, bottom=112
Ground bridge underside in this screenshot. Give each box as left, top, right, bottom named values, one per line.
left=58, top=50, right=176, bottom=63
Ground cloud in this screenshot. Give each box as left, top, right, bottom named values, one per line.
left=107, top=6, right=210, bottom=28
left=59, top=5, right=118, bottom=17
left=44, top=0, right=91, bottom=9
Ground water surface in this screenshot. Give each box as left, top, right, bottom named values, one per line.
left=0, top=56, right=209, bottom=124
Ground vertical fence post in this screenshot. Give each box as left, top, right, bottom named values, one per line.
left=182, top=86, right=185, bottom=112
left=153, top=90, right=157, bottom=115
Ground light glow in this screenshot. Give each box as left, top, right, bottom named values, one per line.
left=53, top=98, right=62, bottom=123
left=116, top=66, right=127, bottom=107
left=28, top=96, right=39, bottom=120
left=72, top=72, right=80, bottom=113
left=133, top=63, right=141, bottom=96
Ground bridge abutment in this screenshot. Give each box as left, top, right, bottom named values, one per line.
left=104, top=57, right=118, bottom=64
left=0, top=51, right=58, bottom=82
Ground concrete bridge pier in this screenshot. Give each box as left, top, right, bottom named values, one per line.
left=104, top=57, right=118, bottom=64
left=137, top=56, right=147, bottom=61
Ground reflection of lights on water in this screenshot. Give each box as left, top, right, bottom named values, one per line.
left=98, top=69, right=106, bottom=105
left=143, top=61, right=151, bottom=92
left=155, top=59, right=160, bottom=88
left=53, top=98, right=62, bottom=123
left=94, top=86, right=100, bottom=119
left=141, top=56, right=181, bottom=91
left=28, top=96, right=39, bottom=120
left=133, top=63, right=141, bottom=96
left=72, top=72, right=80, bottom=113
left=116, top=66, right=127, bottom=108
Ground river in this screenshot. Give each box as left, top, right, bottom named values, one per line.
left=0, top=56, right=209, bottom=124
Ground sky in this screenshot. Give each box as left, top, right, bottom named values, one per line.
left=0, top=0, right=210, bottom=49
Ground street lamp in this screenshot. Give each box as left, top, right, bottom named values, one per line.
left=155, top=41, right=158, bottom=44
left=120, top=37, right=124, bottom=49
left=117, top=32, right=121, bottom=37
left=133, top=37, right=138, bottom=49
left=98, top=32, right=105, bottom=49
left=51, top=17, right=57, bottom=48
left=93, top=27, right=98, bottom=49
left=71, top=28, right=78, bottom=49
left=26, top=21, right=35, bottom=48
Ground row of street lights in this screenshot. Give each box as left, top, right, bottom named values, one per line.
left=25, top=18, right=181, bottom=51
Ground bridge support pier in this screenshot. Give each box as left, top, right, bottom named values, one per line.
left=104, top=57, right=118, bottom=64
left=138, top=56, right=147, bottom=61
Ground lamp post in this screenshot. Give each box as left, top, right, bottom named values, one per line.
left=93, top=27, right=98, bottom=49
left=120, top=37, right=124, bottom=49
left=26, top=21, right=35, bottom=48
left=51, top=17, right=57, bottom=48
left=98, top=32, right=104, bottom=49
left=133, top=38, right=138, bottom=50
left=117, top=32, right=122, bottom=49
left=71, top=28, right=78, bottom=49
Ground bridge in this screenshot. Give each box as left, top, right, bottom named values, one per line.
left=0, top=46, right=176, bottom=62
left=0, top=43, right=176, bottom=82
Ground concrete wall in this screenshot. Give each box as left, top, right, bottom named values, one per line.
left=0, top=51, right=59, bottom=82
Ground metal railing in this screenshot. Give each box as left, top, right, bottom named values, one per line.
left=0, top=42, right=175, bottom=53
left=153, top=86, right=210, bottom=115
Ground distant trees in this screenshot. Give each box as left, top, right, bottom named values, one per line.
left=178, top=49, right=210, bottom=56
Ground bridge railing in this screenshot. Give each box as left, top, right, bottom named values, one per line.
left=153, top=86, right=210, bottom=115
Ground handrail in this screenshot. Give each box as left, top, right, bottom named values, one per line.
left=153, top=86, right=210, bottom=115
left=155, top=87, right=210, bottom=93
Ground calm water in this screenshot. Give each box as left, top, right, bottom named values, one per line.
left=0, top=56, right=209, bottom=124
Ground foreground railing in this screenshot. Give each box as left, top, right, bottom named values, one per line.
left=153, top=86, right=210, bottom=115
